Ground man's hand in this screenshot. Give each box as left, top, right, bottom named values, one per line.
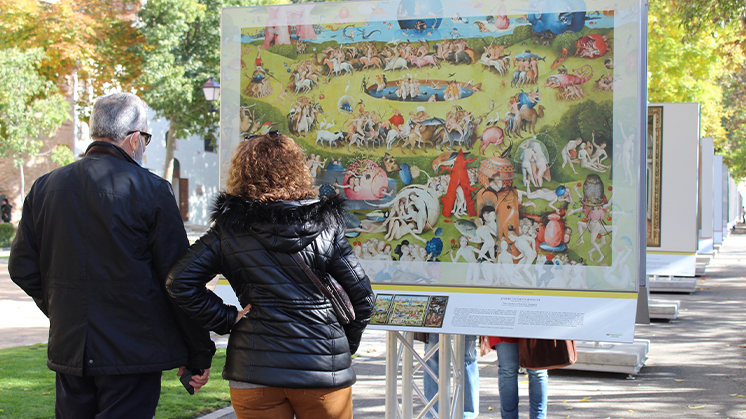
left=177, top=367, right=210, bottom=392
left=235, top=304, right=252, bottom=324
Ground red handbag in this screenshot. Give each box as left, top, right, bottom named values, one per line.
left=518, top=338, right=578, bottom=370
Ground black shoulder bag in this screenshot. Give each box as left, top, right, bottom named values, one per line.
left=289, top=253, right=356, bottom=325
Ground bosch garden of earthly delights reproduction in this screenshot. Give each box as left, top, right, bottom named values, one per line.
left=219, top=0, right=645, bottom=341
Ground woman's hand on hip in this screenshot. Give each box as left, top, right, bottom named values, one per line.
left=235, top=304, right=252, bottom=324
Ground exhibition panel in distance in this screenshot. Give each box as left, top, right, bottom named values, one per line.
left=645, top=103, right=700, bottom=278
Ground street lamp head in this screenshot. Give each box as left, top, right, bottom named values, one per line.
left=202, top=76, right=221, bottom=102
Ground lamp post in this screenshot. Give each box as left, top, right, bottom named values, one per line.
left=202, top=76, right=220, bottom=112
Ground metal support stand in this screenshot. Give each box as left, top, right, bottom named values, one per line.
left=402, top=333, right=413, bottom=417
left=384, top=332, right=465, bottom=419
left=386, top=332, right=399, bottom=419
left=451, top=335, right=465, bottom=419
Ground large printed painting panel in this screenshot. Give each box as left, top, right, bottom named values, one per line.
left=220, top=0, right=645, bottom=340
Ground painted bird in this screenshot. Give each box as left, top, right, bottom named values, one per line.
left=430, top=151, right=471, bottom=172
left=258, top=121, right=277, bottom=134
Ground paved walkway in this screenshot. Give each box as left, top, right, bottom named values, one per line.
left=3, top=225, right=746, bottom=418
left=0, top=259, right=49, bottom=349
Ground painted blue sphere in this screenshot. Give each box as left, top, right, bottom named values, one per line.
left=528, top=0, right=588, bottom=34
left=397, top=0, right=443, bottom=31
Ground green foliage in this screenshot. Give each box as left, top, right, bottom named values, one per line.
left=672, top=0, right=746, bottom=34
left=49, top=145, right=75, bottom=167
left=0, top=344, right=231, bottom=419
left=137, top=0, right=285, bottom=178
left=0, top=48, right=70, bottom=168
left=240, top=99, right=289, bottom=134
left=0, top=223, right=15, bottom=247
left=719, top=67, right=746, bottom=180
left=549, top=100, right=612, bottom=143
left=648, top=0, right=743, bottom=142
left=267, top=43, right=298, bottom=60
left=552, top=31, right=577, bottom=55
left=499, top=25, right=533, bottom=47
left=0, top=0, right=145, bottom=111
left=465, top=38, right=488, bottom=55
left=543, top=99, right=613, bottom=184
left=137, top=0, right=286, bottom=141
left=137, top=0, right=216, bottom=142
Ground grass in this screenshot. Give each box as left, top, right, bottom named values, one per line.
left=0, top=344, right=231, bottom=419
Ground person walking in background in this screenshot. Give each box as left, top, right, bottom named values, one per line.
left=422, top=333, right=480, bottom=418
left=488, top=336, right=548, bottom=419
left=8, top=92, right=215, bottom=418
left=1, top=198, right=11, bottom=223
left=166, top=131, right=375, bottom=419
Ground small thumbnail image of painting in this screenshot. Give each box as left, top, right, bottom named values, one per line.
left=388, top=295, right=430, bottom=326
left=370, top=294, right=395, bottom=325
left=423, top=296, right=449, bottom=327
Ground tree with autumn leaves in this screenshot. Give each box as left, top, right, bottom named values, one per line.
left=0, top=48, right=71, bottom=195
left=650, top=0, right=746, bottom=179
left=136, top=0, right=222, bottom=183
left=0, top=0, right=144, bottom=101
left=0, top=0, right=144, bottom=194
left=0, top=0, right=283, bottom=190
left=136, top=0, right=280, bottom=182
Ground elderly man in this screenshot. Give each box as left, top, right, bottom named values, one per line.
left=9, top=93, right=214, bottom=418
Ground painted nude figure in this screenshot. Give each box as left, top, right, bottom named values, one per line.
left=561, top=136, right=584, bottom=175
left=450, top=235, right=482, bottom=284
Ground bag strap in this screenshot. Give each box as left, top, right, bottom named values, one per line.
left=289, top=253, right=336, bottom=302
left=246, top=230, right=335, bottom=304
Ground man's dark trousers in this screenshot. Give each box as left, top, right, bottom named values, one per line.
left=55, top=371, right=161, bottom=419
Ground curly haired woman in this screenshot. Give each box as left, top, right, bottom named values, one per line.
left=166, top=132, right=375, bottom=419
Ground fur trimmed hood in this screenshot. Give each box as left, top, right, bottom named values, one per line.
left=209, top=192, right=348, bottom=252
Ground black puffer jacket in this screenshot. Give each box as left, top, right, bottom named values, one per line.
left=166, top=193, right=375, bottom=389
left=9, top=142, right=215, bottom=376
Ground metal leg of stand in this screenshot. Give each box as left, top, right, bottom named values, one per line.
left=386, top=331, right=399, bottom=419
left=438, top=334, right=451, bottom=419
left=402, top=332, right=414, bottom=419
left=385, top=331, right=466, bottom=419
left=452, top=334, right=465, bottom=419
left=420, top=338, right=440, bottom=419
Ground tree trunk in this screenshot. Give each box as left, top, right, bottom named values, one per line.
left=163, top=118, right=177, bottom=182
left=19, top=164, right=25, bottom=198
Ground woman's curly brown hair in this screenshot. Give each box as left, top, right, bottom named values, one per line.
left=226, top=132, right=318, bottom=201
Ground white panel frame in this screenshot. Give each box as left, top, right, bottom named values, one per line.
left=645, top=103, right=700, bottom=277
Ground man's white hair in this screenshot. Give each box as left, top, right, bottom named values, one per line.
left=90, top=93, right=148, bottom=144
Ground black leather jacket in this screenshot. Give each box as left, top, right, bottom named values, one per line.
left=166, top=193, right=375, bottom=389
left=9, top=141, right=215, bottom=376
